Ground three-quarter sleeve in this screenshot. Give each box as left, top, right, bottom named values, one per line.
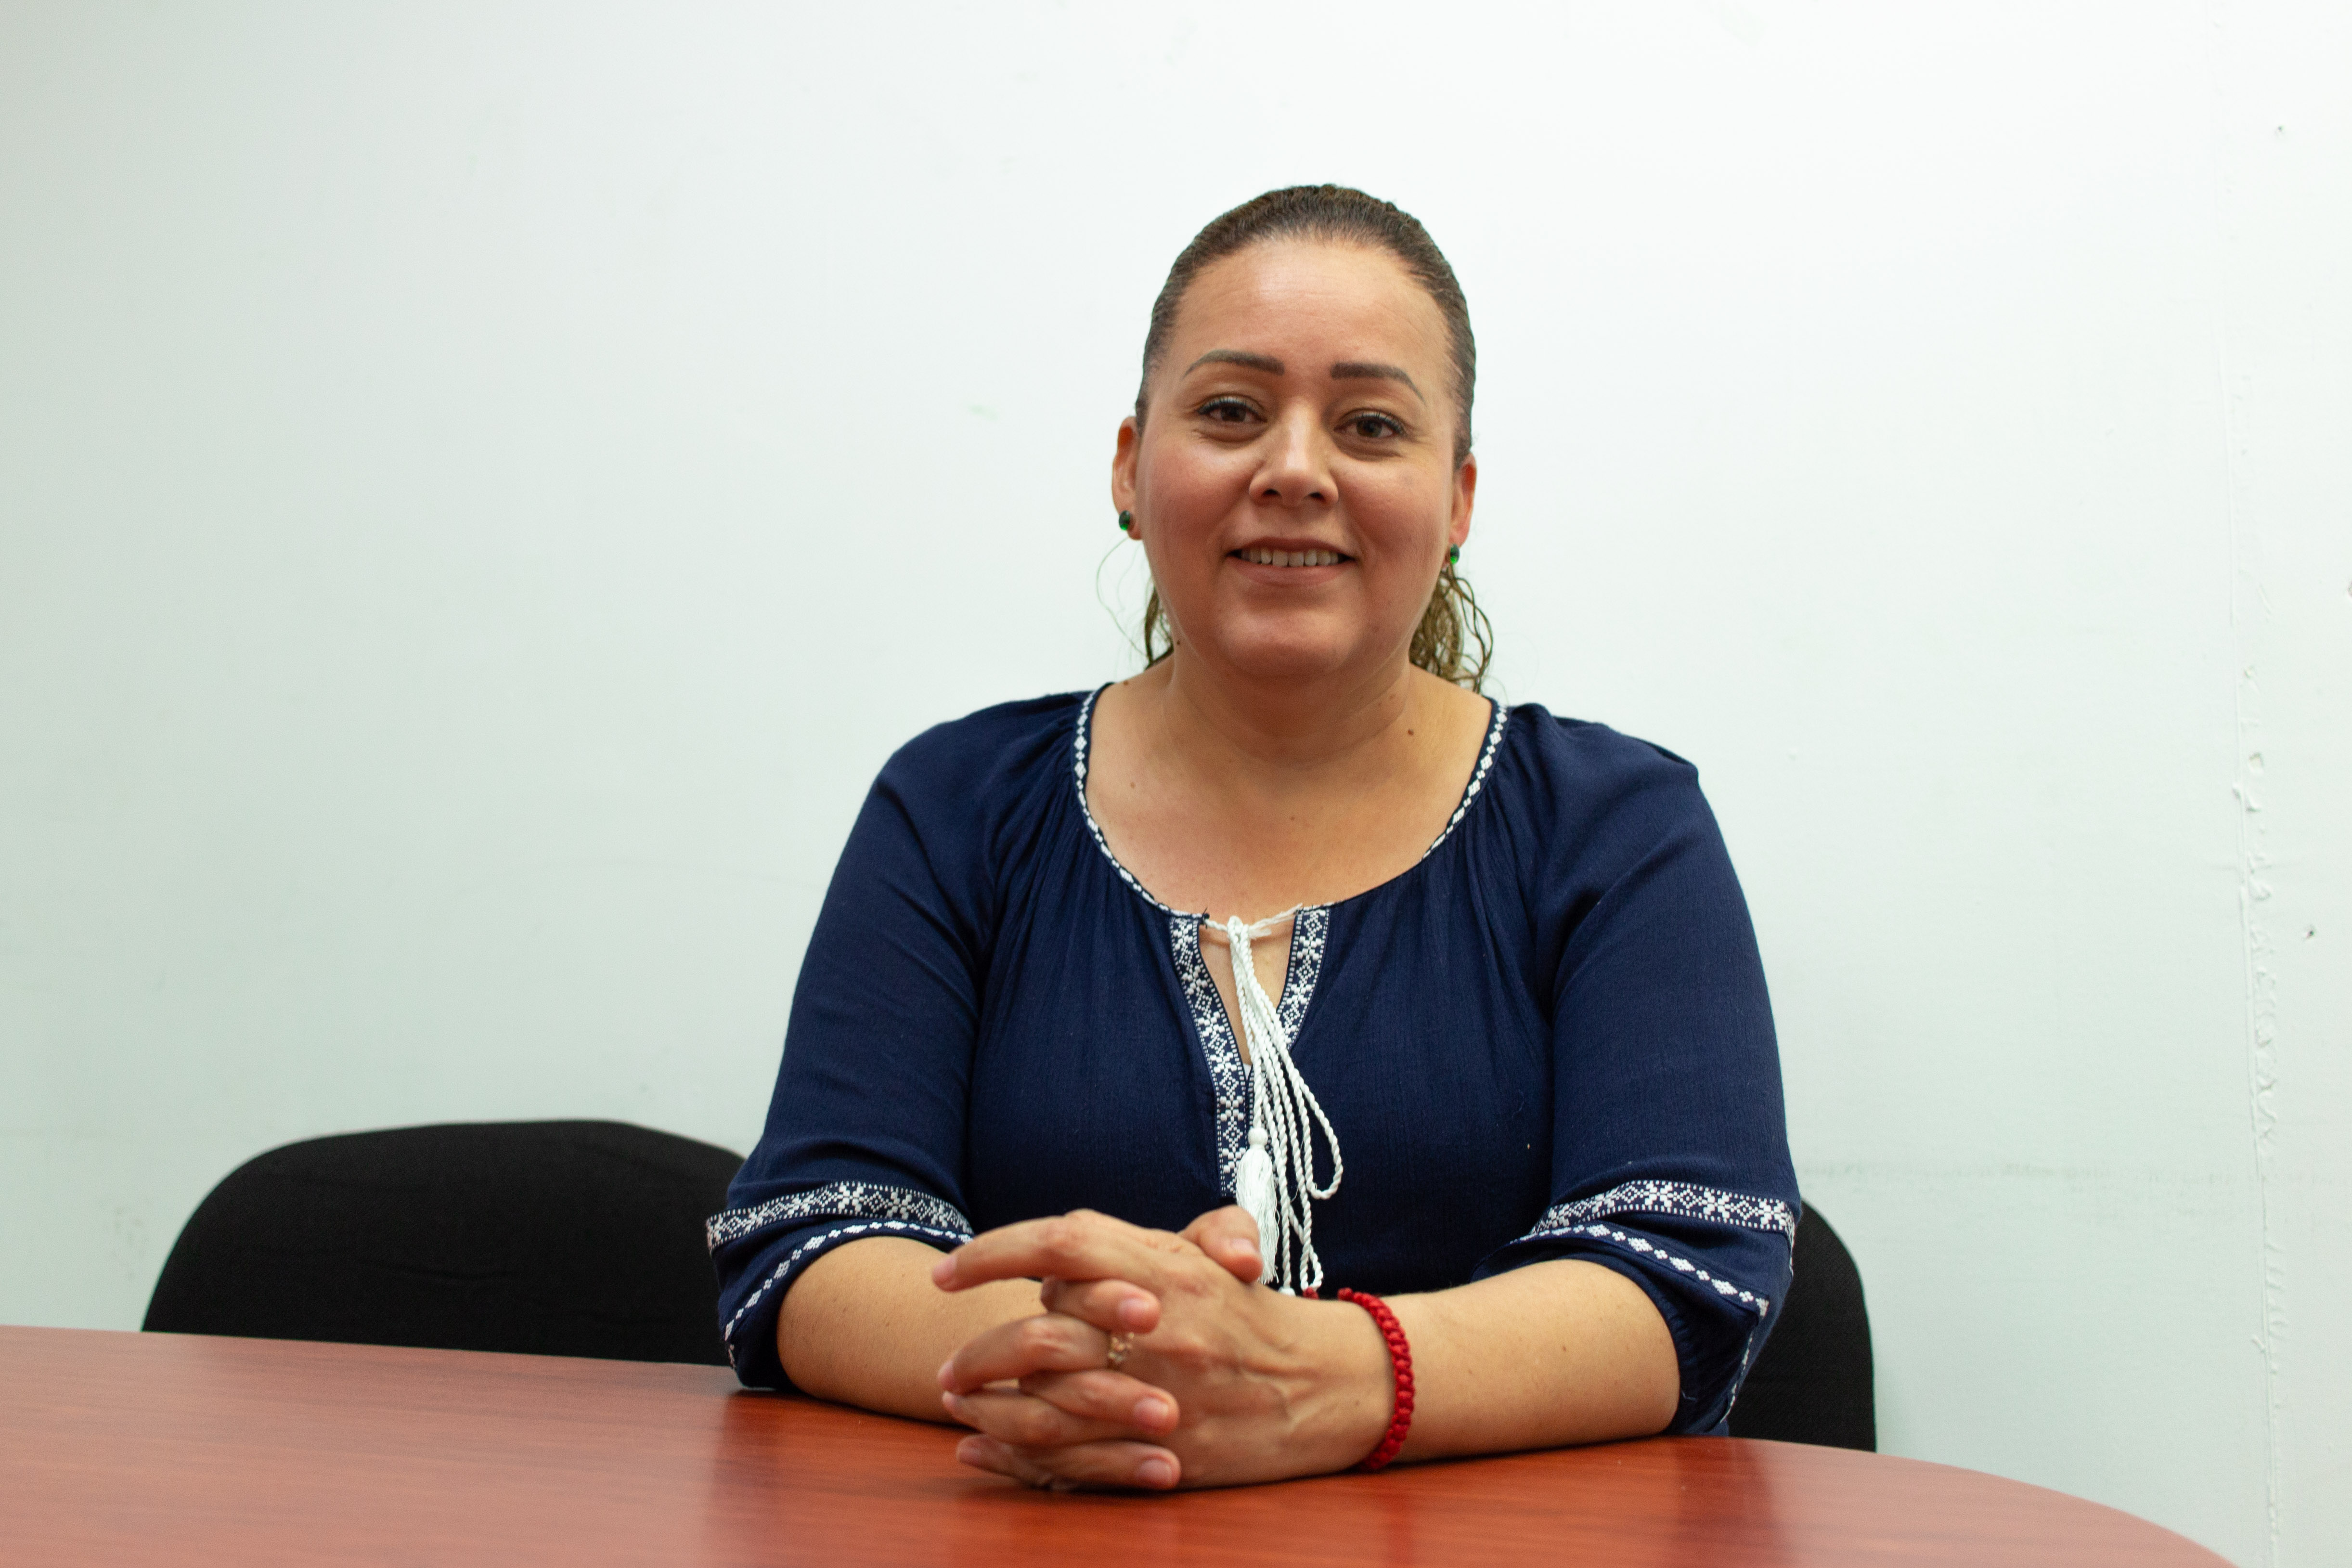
left=709, top=726, right=1004, bottom=1388
left=1474, top=724, right=1798, bottom=1435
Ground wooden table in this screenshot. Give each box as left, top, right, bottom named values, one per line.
left=0, top=1326, right=2223, bottom=1565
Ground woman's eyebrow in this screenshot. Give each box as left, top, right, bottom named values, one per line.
left=1179, top=350, right=1423, bottom=403
left=1184, top=349, right=1285, bottom=375
left=1329, top=361, right=1423, bottom=401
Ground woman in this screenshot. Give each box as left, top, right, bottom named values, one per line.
left=711, top=185, right=1796, bottom=1491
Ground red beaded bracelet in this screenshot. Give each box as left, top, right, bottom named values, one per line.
left=1336, top=1288, right=1415, bottom=1472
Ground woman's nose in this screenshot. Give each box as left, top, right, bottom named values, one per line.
left=1255, top=408, right=1332, bottom=507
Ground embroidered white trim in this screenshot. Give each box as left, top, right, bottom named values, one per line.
left=1544, top=1220, right=1774, bottom=1317
left=719, top=1218, right=969, bottom=1363
left=1275, top=906, right=1329, bottom=1046
left=1426, top=699, right=1511, bottom=856
left=707, top=1181, right=972, bottom=1252
left=1534, top=1180, right=1797, bottom=1240
left=1071, top=688, right=1178, bottom=914
left=1171, top=917, right=1254, bottom=1179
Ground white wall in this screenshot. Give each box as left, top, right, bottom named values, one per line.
left=2, top=3, right=2344, bottom=1561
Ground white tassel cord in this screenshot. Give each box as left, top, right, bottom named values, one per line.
left=1215, top=909, right=1342, bottom=1296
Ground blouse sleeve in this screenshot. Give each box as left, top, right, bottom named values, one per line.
left=1473, top=725, right=1799, bottom=1435
left=708, top=728, right=1001, bottom=1388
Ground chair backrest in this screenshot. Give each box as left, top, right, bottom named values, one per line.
left=1726, top=1203, right=1876, bottom=1449
left=143, top=1120, right=743, bottom=1365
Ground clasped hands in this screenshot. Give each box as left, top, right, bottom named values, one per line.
left=930, top=1206, right=1394, bottom=1490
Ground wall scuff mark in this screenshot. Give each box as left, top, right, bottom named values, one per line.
left=2210, top=3, right=2284, bottom=1556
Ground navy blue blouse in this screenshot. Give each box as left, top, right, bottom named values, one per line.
left=712, top=690, right=1798, bottom=1435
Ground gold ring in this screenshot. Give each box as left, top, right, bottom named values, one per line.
left=1105, top=1332, right=1134, bottom=1369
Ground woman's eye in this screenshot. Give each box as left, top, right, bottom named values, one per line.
left=1345, top=413, right=1403, bottom=440
left=1198, top=397, right=1257, bottom=423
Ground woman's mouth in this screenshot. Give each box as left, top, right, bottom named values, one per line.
left=1234, top=548, right=1346, bottom=567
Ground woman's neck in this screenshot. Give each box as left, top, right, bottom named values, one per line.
left=1088, top=650, right=1492, bottom=921
left=1156, top=651, right=1421, bottom=775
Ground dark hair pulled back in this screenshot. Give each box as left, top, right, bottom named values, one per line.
left=1132, top=184, right=1493, bottom=690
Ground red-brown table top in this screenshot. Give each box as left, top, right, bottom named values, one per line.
left=0, top=1325, right=2224, bottom=1565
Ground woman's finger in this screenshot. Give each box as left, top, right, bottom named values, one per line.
left=1177, top=1205, right=1266, bottom=1283
left=956, top=1434, right=1182, bottom=1492
left=939, top=1310, right=1114, bottom=1394
left=932, top=1209, right=1183, bottom=1295
left=1036, top=1276, right=1161, bottom=1334
left=942, top=1375, right=1178, bottom=1448
left=1016, top=1368, right=1179, bottom=1432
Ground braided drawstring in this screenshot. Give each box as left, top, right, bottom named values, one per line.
left=1216, top=909, right=1342, bottom=1296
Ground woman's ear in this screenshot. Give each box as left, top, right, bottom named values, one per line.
left=1449, top=452, right=1478, bottom=547
left=1112, top=415, right=1141, bottom=516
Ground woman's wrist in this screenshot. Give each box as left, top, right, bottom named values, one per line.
left=1279, top=1295, right=1396, bottom=1475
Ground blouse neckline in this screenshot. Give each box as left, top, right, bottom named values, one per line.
left=1069, top=683, right=1512, bottom=921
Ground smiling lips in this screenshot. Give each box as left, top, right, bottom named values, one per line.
left=1236, top=547, right=1345, bottom=567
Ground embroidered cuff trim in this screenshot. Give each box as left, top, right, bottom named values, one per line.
left=1528, top=1220, right=1773, bottom=1317
left=1532, top=1179, right=1797, bottom=1239
left=707, top=1181, right=972, bottom=1252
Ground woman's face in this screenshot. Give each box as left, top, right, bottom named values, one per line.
left=1113, top=240, right=1475, bottom=688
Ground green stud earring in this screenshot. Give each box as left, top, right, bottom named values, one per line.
left=1118, top=510, right=1134, bottom=534
left=1447, top=545, right=1460, bottom=567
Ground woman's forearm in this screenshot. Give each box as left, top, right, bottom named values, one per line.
left=776, top=1237, right=1042, bottom=1421
left=1386, top=1258, right=1680, bottom=1460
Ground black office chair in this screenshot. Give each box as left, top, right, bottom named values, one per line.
left=144, top=1120, right=743, bottom=1365
left=1728, top=1204, right=1876, bottom=1450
